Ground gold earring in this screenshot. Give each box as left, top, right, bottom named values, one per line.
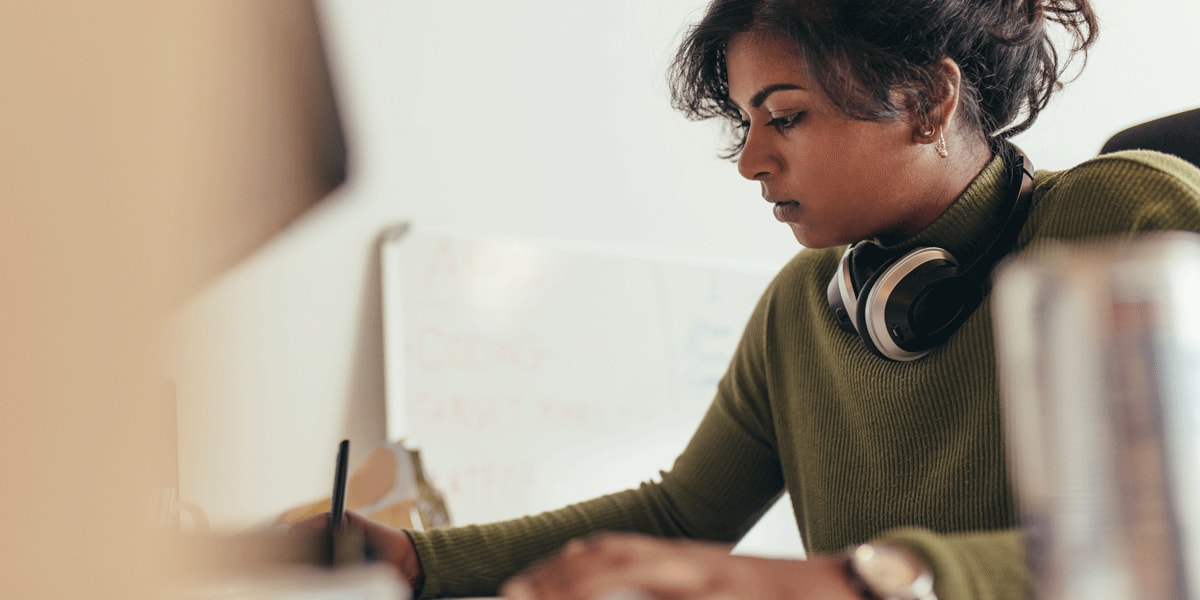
left=934, top=133, right=948, bottom=158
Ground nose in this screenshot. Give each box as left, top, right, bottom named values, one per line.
left=736, top=126, right=778, bottom=181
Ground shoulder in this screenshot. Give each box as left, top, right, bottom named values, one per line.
left=1038, top=149, right=1200, bottom=198
left=1026, top=150, right=1200, bottom=242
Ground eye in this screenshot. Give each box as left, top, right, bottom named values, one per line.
left=767, top=112, right=806, bottom=131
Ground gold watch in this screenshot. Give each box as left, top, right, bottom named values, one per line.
left=844, top=541, right=938, bottom=600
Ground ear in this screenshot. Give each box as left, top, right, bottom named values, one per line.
left=910, top=58, right=964, bottom=144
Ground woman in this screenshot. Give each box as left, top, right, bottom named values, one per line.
left=312, top=0, right=1200, bottom=598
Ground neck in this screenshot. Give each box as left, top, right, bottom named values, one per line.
left=880, top=136, right=993, bottom=244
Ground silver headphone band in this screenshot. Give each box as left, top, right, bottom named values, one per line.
left=863, top=247, right=957, bottom=361
left=837, top=246, right=861, bottom=332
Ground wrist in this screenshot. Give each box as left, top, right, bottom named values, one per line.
left=399, top=531, right=424, bottom=595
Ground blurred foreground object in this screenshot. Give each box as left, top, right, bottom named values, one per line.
left=279, top=441, right=451, bottom=531
left=169, top=528, right=409, bottom=600
left=146, top=381, right=210, bottom=534
left=992, top=232, right=1200, bottom=599
left=163, top=0, right=348, bottom=295
left=181, top=563, right=407, bottom=600
left=2, top=1, right=345, bottom=596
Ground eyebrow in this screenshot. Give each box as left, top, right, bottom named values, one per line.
left=749, top=83, right=806, bottom=109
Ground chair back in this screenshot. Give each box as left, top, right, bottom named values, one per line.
left=1101, top=108, right=1200, bottom=167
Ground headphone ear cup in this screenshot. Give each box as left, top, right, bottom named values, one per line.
left=827, top=142, right=1033, bottom=361
left=906, top=275, right=977, bottom=339
left=857, top=247, right=961, bottom=361
left=827, top=246, right=858, bottom=333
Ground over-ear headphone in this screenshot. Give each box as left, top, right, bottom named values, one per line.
left=826, top=142, right=1034, bottom=361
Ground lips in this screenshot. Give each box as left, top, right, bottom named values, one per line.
left=772, top=201, right=801, bottom=223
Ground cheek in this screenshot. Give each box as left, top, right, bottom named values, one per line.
left=789, top=166, right=902, bottom=247
left=776, top=120, right=915, bottom=244
left=796, top=155, right=875, bottom=217
left=790, top=132, right=880, bottom=198
left=810, top=132, right=914, bottom=215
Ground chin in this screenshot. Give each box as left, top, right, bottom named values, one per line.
left=788, top=224, right=839, bottom=249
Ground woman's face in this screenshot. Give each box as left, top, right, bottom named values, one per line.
left=727, top=32, right=934, bottom=248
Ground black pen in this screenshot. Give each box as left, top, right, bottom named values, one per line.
left=330, top=439, right=350, bottom=534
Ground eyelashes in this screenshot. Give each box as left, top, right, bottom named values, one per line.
left=731, top=111, right=807, bottom=157
left=736, top=112, right=807, bottom=132
left=767, top=112, right=806, bottom=131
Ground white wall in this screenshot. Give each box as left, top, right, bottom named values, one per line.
left=166, top=0, right=1200, bottom=550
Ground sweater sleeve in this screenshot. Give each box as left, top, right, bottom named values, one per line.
left=1024, top=150, right=1200, bottom=244
left=875, top=527, right=1029, bottom=600
left=406, top=279, right=788, bottom=599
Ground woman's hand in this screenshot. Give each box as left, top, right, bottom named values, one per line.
left=289, top=511, right=423, bottom=590
left=499, top=532, right=861, bottom=600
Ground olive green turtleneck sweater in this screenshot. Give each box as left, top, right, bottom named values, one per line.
left=406, top=150, right=1200, bottom=599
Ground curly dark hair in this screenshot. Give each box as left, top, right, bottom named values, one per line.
left=669, top=0, right=1098, bottom=158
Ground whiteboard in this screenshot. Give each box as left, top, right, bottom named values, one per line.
left=380, top=223, right=804, bottom=557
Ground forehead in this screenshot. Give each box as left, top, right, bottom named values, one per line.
left=726, top=32, right=813, bottom=106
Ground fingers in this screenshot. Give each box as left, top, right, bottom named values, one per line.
left=288, top=511, right=332, bottom=533
left=344, top=511, right=424, bottom=588
left=283, top=511, right=422, bottom=587
left=290, top=510, right=396, bottom=545
left=342, top=510, right=383, bottom=533
left=501, top=533, right=723, bottom=600
left=498, top=535, right=854, bottom=600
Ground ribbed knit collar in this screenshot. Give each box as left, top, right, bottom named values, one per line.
left=872, top=152, right=1011, bottom=265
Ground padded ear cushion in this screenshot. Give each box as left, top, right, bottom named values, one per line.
left=856, top=247, right=961, bottom=361
left=827, top=241, right=896, bottom=335
left=847, top=241, right=892, bottom=290
left=828, top=246, right=858, bottom=333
